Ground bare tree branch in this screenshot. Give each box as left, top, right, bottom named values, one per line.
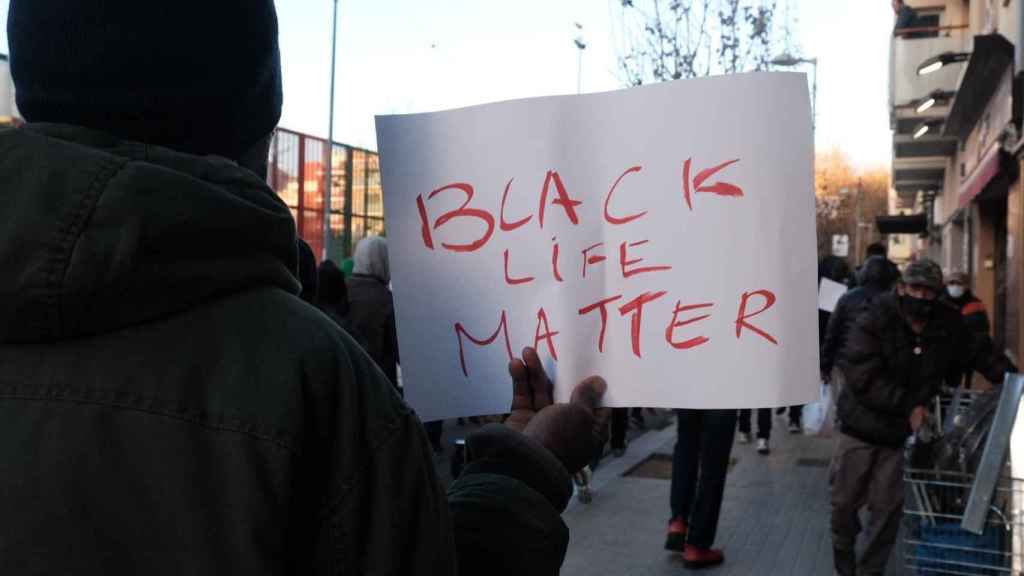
left=613, top=0, right=793, bottom=84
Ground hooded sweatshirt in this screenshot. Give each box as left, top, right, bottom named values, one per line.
left=347, top=236, right=399, bottom=386
left=0, top=124, right=571, bottom=575
left=820, top=256, right=893, bottom=375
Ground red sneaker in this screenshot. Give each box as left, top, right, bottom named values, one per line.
left=664, top=517, right=688, bottom=552
left=682, top=545, right=724, bottom=569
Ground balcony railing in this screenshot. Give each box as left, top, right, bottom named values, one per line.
left=893, top=24, right=969, bottom=38
left=889, top=30, right=967, bottom=121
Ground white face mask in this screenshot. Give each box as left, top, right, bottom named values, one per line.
left=947, top=285, right=965, bottom=299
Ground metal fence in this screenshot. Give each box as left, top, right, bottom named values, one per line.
left=266, top=127, right=383, bottom=262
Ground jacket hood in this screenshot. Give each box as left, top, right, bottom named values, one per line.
left=317, top=260, right=349, bottom=313
left=0, top=124, right=299, bottom=343
left=353, top=235, right=389, bottom=285
left=819, top=255, right=850, bottom=283
left=858, top=256, right=894, bottom=289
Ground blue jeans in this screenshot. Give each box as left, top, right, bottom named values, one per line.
left=670, top=409, right=737, bottom=549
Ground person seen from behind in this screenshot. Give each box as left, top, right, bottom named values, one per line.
left=857, top=242, right=899, bottom=288
left=343, top=235, right=450, bottom=450
left=664, top=409, right=737, bottom=568
left=820, top=255, right=898, bottom=385
left=800, top=254, right=855, bottom=433
left=737, top=407, right=772, bottom=454
left=830, top=259, right=1014, bottom=576
left=347, top=235, right=399, bottom=386
left=0, top=2, right=607, bottom=574
left=315, top=259, right=355, bottom=332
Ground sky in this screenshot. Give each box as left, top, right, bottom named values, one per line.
left=0, top=1, right=894, bottom=169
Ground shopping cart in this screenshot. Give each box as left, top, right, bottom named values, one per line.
left=902, top=381, right=1024, bottom=575
left=903, top=468, right=1022, bottom=575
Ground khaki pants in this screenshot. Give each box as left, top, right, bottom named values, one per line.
left=830, top=433, right=904, bottom=576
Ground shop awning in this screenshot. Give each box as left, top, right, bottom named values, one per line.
left=959, top=144, right=1002, bottom=208
left=876, top=213, right=928, bottom=234
left=943, top=34, right=1014, bottom=140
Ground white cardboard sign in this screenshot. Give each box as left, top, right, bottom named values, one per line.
left=377, top=72, right=818, bottom=422
left=818, top=277, right=848, bottom=313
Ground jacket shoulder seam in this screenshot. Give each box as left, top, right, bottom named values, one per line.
left=50, top=157, right=131, bottom=339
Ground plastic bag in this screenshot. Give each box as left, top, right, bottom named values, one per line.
left=802, top=381, right=834, bottom=436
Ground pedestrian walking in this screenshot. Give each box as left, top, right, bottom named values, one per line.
left=737, top=408, right=772, bottom=454
left=821, top=255, right=898, bottom=383
left=943, top=270, right=991, bottom=388
left=609, top=407, right=646, bottom=457
left=804, top=254, right=856, bottom=434
left=631, top=407, right=647, bottom=429
left=0, top=4, right=607, bottom=574
left=665, top=409, right=737, bottom=568
left=850, top=243, right=900, bottom=289
left=610, top=407, right=630, bottom=457
left=831, top=259, right=1013, bottom=576
left=347, top=235, right=400, bottom=387
left=316, top=259, right=352, bottom=328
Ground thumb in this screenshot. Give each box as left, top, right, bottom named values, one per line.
left=569, top=376, right=607, bottom=413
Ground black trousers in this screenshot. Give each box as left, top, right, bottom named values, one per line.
left=610, top=408, right=629, bottom=449
left=737, top=408, right=772, bottom=440
left=787, top=405, right=803, bottom=425
left=670, top=409, right=737, bottom=549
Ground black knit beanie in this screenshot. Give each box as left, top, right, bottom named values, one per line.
left=7, top=1, right=283, bottom=161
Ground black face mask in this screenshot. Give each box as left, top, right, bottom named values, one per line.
left=901, top=294, right=934, bottom=322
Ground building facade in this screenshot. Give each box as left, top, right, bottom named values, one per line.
left=266, top=128, right=382, bottom=263
left=0, top=53, right=22, bottom=126
left=889, top=0, right=1024, bottom=365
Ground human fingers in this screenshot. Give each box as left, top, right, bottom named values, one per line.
left=510, top=357, right=532, bottom=411
left=522, top=347, right=553, bottom=409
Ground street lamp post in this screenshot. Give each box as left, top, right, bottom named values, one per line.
left=573, top=23, right=586, bottom=95
left=916, top=51, right=969, bottom=76
left=770, top=54, right=817, bottom=131
left=323, top=0, right=339, bottom=261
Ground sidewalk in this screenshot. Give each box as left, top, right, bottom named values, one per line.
left=559, top=414, right=909, bottom=576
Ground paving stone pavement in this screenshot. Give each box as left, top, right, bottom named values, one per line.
left=558, top=414, right=910, bottom=576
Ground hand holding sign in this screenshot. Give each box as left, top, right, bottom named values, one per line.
left=378, top=72, right=818, bottom=420
left=506, top=346, right=608, bottom=473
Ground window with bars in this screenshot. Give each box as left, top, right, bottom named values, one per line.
left=266, top=128, right=383, bottom=262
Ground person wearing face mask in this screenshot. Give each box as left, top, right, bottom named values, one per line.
left=943, top=271, right=991, bottom=388
left=829, top=259, right=1014, bottom=576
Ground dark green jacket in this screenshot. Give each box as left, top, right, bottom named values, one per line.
left=0, top=124, right=571, bottom=575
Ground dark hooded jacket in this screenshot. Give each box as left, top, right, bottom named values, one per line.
left=947, top=290, right=990, bottom=338
left=347, top=236, right=399, bottom=387
left=837, top=293, right=1011, bottom=446
left=0, top=124, right=572, bottom=575
left=316, top=259, right=357, bottom=337
left=820, top=256, right=893, bottom=374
